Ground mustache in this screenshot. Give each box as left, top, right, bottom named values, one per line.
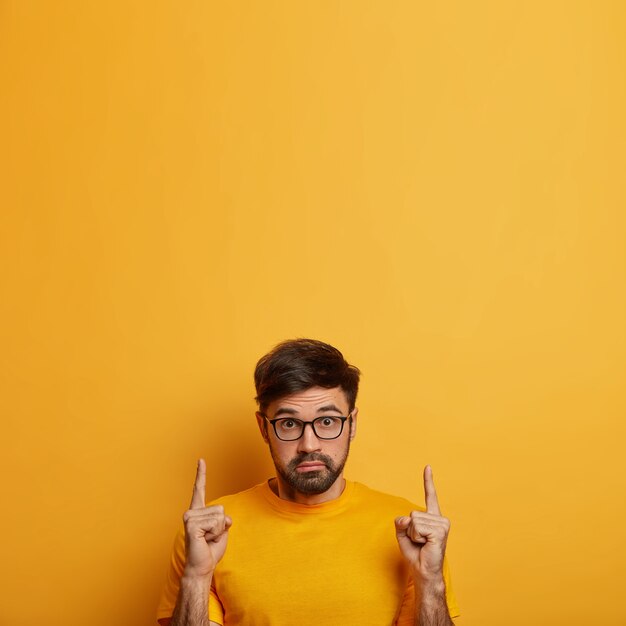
left=287, top=452, right=334, bottom=471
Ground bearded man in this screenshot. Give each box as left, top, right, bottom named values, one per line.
left=157, top=338, right=460, bottom=625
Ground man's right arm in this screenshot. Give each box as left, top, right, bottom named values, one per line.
left=167, top=459, right=232, bottom=626
left=169, top=575, right=213, bottom=626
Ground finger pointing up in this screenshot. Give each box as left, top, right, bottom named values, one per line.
left=190, top=458, right=206, bottom=509
left=424, top=465, right=441, bottom=516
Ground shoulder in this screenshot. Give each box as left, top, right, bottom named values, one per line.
left=208, top=481, right=270, bottom=511
left=350, top=481, right=426, bottom=514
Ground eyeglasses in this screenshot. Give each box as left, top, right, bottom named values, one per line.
left=263, top=413, right=351, bottom=441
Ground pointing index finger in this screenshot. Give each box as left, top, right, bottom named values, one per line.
left=190, top=458, right=206, bottom=509
left=423, top=465, right=441, bottom=516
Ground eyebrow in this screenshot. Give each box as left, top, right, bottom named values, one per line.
left=273, top=404, right=345, bottom=418
left=316, top=404, right=344, bottom=414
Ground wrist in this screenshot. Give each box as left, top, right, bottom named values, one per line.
left=181, top=569, right=214, bottom=586
left=171, top=570, right=213, bottom=626
left=413, top=572, right=446, bottom=599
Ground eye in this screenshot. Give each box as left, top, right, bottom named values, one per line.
left=319, top=417, right=338, bottom=427
left=280, top=419, right=297, bottom=429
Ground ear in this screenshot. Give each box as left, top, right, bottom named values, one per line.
left=349, top=407, right=358, bottom=441
left=256, top=412, right=270, bottom=444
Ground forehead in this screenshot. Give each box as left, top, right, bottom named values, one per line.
left=267, top=386, right=349, bottom=415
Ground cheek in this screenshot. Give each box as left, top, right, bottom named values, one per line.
left=270, top=440, right=297, bottom=461
left=326, top=438, right=350, bottom=459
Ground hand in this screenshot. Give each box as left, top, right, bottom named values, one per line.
left=181, top=458, right=232, bottom=579
left=395, top=465, right=450, bottom=585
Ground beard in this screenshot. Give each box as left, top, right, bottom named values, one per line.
left=269, top=442, right=351, bottom=495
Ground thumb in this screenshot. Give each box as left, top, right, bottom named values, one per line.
left=395, top=516, right=420, bottom=558
left=394, top=516, right=411, bottom=537
left=224, top=515, right=233, bottom=530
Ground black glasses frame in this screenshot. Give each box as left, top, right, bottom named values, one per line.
left=262, top=413, right=352, bottom=441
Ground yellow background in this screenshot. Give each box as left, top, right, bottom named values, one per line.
left=1, top=2, right=625, bottom=625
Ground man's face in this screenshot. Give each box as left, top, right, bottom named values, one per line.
left=256, top=386, right=357, bottom=496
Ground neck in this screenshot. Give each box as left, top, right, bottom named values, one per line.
left=270, top=475, right=347, bottom=505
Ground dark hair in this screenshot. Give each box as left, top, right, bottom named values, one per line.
left=254, top=338, right=361, bottom=413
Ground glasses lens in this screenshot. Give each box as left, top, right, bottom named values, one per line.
left=313, top=416, right=343, bottom=439
left=274, top=418, right=304, bottom=441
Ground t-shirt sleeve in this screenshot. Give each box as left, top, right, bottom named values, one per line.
left=394, top=555, right=460, bottom=625
left=156, top=529, right=185, bottom=623
left=156, top=528, right=225, bottom=625
left=208, top=587, right=225, bottom=625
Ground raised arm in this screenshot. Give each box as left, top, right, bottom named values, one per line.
left=170, top=459, right=232, bottom=626
left=395, top=466, right=454, bottom=626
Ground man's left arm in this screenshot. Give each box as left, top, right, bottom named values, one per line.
left=395, top=466, right=454, bottom=626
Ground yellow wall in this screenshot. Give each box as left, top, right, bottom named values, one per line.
left=1, top=2, right=625, bottom=624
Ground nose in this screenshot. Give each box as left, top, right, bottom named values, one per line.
left=297, top=422, right=322, bottom=453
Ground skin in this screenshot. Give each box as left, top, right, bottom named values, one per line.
left=168, top=386, right=453, bottom=626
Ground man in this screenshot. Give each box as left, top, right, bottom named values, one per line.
left=158, top=339, right=459, bottom=625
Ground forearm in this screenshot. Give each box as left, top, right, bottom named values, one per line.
left=170, top=574, right=213, bottom=626
left=414, top=577, right=454, bottom=626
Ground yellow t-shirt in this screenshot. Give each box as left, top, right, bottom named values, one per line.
left=157, top=480, right=460, bottom=625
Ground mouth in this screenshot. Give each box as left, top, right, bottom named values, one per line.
left=295, top=462, right=327, bottom=473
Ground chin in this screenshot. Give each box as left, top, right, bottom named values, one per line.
left=288, top=470, right=339, bottom=495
